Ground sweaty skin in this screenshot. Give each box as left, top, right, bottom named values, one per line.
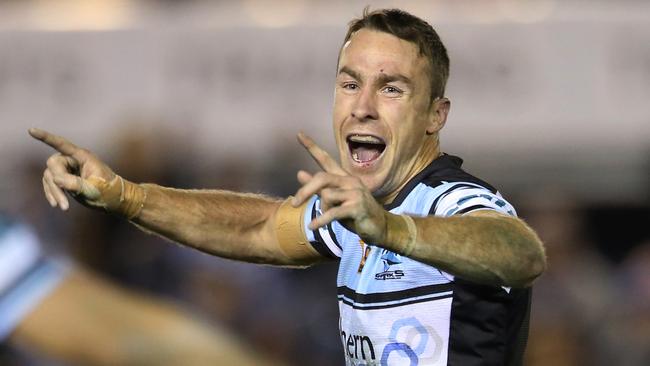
left=29, top=30, right=545, bottom=287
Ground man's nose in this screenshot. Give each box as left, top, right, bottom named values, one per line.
left=351, top=88, right=379, bottom=121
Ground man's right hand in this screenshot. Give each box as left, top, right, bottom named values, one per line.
left=28, top=128, right=119, bottom=212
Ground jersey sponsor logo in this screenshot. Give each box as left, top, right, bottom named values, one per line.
left=381, top=317, right=444, bottom=365
left=341, top=330, right=377, bottom=364
left=341, top=317, right=445, bottom=365
left=374, top=250, right=405, bottom=280
left=374, top=270, right=405, bottom=281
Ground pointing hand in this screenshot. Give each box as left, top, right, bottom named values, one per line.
left=292, top=132, right=388, bottom=244
left=29, top=128, right=144, bottom=218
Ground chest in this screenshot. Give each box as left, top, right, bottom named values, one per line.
left=336, top=231, right=451, bottom=294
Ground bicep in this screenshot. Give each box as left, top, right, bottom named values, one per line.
left=464, top=204, right=547, bottom=282
left=465, top=209, right=538, bottom=240
left=464, top=208, right=509, bottom=219
left=434, top=185, right=543, bottom=261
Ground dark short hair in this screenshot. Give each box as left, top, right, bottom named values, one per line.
left=342, top=8, right=450, bottom=100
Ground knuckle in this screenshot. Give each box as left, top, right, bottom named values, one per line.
left=342, top=176, right=359, bottom=188
left=314, top=171, right=328, bottom=182
left=46, top=153, right=64, bottom=168
left=45, top=155, right=56, bottom=167
left=321, top=211, right=333, bottom=222
left=321, top=188, right=333, bottom=200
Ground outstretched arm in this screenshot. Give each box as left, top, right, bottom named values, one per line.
left=292, top=133, right=546, bottom=288
left=385, top=209, right=546, bottom=288
left=132, top=186, right=317, bottom=265
left=10, top=268, right=283, bottom=366
left=28, top=128, right=323, bottom=266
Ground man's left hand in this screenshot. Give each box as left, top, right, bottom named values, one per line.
left=292, top=132, right=388, bottom=244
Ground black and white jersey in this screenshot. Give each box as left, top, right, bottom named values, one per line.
left=304, top=154, right=531, bottom=366
left=0, top=218, right=68, bottom=341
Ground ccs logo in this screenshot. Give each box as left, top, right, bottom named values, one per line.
left=381, top=317, right=443, bottom=365
left=375, top=250, right=406, bottom=280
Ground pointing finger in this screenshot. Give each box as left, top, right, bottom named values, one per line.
left=297, top=132, right=346, bottom=175
left=292, top=170, right=313, bottom=207
left=29, top=128, right=86, bottom=162
left=293, top=172, right=342, bottom=208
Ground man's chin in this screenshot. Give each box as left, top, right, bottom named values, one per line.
left=343, top=161, right=388, bottom=191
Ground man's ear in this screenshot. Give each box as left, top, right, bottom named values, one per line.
left=426, top=97, right=451, bottom=135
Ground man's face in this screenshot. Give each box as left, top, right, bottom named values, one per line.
left=333, top=29, right=447, bottom=202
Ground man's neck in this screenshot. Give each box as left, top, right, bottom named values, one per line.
left=377, top=140, right=441, bottom=206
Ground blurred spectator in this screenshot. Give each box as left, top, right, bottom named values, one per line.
left=606, top=240, right=650, bottom=366
left=521, top=192, right=634, bottom=366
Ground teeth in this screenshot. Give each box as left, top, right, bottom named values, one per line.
left=352, top=151, right=360, bottom=162
left=349, top=134, right=383, bottom=144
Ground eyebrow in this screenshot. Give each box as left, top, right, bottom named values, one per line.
left=376, top=73, right=412, bottom=87
left=338, top=66, right=413, bottom=87
left=338, top=66, right=362, bottom=81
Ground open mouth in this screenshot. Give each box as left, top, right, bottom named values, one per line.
left=347, top=134, right=386, bottom=164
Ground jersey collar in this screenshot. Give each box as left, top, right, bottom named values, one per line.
left=383, top=153, right=463, bottom=211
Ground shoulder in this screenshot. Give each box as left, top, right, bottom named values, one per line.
left=420, top=154, right=497, bottom=193
left=415, top=155, right=516, bottom=217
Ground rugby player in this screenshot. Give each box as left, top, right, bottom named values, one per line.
left=0, top=215, right=279, bottom=365
left=30, top=8, right=546, bottom=365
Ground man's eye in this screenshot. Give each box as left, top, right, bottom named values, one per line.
left=342, top=83, right=358, bottom=90
left=382, top=86, right=402, bottom=95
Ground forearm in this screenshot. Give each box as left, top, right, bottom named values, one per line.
left=130, top=183, right=287, bottom=264
left=12, top=269, right=279, bottom=366
left=382, top=211, right=546, bottom=287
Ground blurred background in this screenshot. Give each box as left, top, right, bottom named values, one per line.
left=1, top=0, right=649, bottom=365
